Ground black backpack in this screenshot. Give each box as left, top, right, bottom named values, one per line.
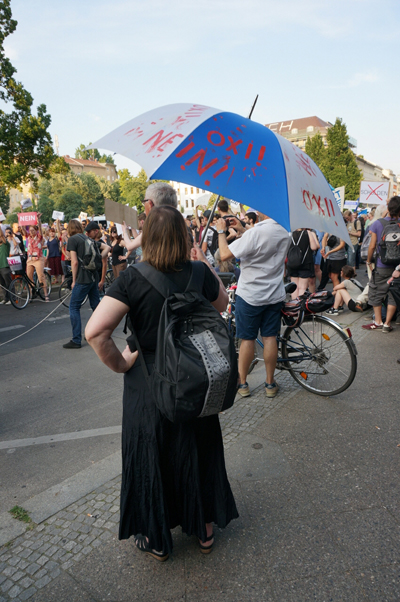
left=287, top=230, right=309, bottom=269
left=207, top=227, right=219, bottom=257
left=130, top=261, right=238, bottom=423
left=378, top=218, right=400, bottom=266
left=77, top=234, right=102, bottom=272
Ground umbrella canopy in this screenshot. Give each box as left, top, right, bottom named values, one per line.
left=89, top=103, right=350, bottom=243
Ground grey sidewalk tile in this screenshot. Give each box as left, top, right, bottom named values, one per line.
left=240, top=476, right=316, bottom=522
left=258, top=516, right=348, bottom=582
left=280, top=439, right=352, bottom=478
left=186, top=589, right=275, bottom=602
left=352, top=564, right=400, bottom=601
left=299, top=469, right=382, bottom=514
left=225, top=433, right=291, bottom=482
left=29, top=572, right=96, bottom=602
left=326, top=508, right=400, bottom=569
left=271, top=572, right=366, bottom=601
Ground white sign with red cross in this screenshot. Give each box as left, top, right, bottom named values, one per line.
left=359, top=181, right=389, bottom=205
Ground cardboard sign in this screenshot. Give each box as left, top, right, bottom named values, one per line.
left=79, top=211, right=88, bottom=221
left=359, top=181, right=389, bottom=205
left=18, top=212, right=38, bottom=226
left=52, top=210, right=65, bottom=221
left=104, top=198, right=138, bottom=229
left=0, top=206, right=5, bottom=221
left=21, top=198, right=33, bottom=210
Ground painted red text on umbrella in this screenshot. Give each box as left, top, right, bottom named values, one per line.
left=142, top=130, right=185, bottom=154
left=171, top=105, right=210, bottom=129
left=303, top=190, right=336, bottom=218
left=296, top=153, right=317, bottom=177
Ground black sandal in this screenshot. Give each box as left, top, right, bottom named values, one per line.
left=134, top=534, right=169, bottom=562
left=199, top=531, right=214, bottom=554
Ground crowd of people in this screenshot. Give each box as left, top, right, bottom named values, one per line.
left=2, top=182, right=400, bottom=562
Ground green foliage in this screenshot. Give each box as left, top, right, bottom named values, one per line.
left=49, top=156, right=71, bottom=175
left=305, top=119, right=361, bottom=200
left=118, top=168, right=148, bottom=212
left=5, top=211, right=18, bottom=224
left=305, top=132, right=326, bottom=167
left=9, top=506, right=31, bottom=523
left=0, top=185, right=10, bottom=214
left=75, top=143, right=115, bottom=164
left=0, top=1, right=55, bottom=190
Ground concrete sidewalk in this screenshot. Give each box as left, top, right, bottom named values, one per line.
left=1, top=308, right=400, bottom=601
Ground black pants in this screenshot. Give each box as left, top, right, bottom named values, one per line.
left=0, top=267, right=12, bottom=301
left=317, top=258, right=330, bottom=290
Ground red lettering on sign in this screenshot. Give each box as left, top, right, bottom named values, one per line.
left=213, top=165, right=229, bottom=179
left=176, top=141, right=195, bottom=158
left=329, top=199, right=335, bottom=216
left=324, top=198, right=331, bottom=217
left=236, top=127, right=243, bottom=133
left=207, top=131, right=225, bottom=146
left=296, top=153, right=317, bottom=177
left=205, top=180, right=210, bottom=186
left=302, top=190, right=313, bottom=211
left=245, top=143, right=253, bottom=159
left=158, top=133, right=184, bottom=151
left=258, top=146, right=266, bottom=162
left=124, top=126, right=144, bottom=138
left=184, top=148, right=219, bottom=176
left=312, top=194, right=325, bottom=216
left=227, top=167, right=235, bottom=184
left=226, top=136, right=242, bottom=155
left=143, top=130, right=174, bottom=153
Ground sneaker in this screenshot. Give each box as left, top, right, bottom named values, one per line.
left=337, top=305, right=344, bottom=312
left=63, top=340, right=82, bottom=349
left=325, top=308, right=339, bottom=315
left=362, top=322, right=383, bottom=330
left=382, top=324, right=393, bottom=333
left=265, top=382, right=279, bottom=398
left=238, top=383, right=250, bottom=397
left=4, top=300, right=11, bottom=305
left=0, top=300, right=5, bottom=304
left=354, top=303, right=364, bottom=313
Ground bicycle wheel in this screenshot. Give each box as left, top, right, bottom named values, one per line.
left=281, top=314, right=357, bottom=396
left=103, top=269, right=114, bottom=293
left=37, top=272, right=52, bottom=299
left=10, top=278, right=30, bottom=309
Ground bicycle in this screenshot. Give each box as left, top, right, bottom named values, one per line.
left=223, top=283, right=358, bottom=396
left=59, top=267, right=114, bottom=308
left=7, top=256, right=52, bottom=310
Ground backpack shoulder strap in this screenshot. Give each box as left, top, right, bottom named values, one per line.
left=133, top=261, right=180, bottom=298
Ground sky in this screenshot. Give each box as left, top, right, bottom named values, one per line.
left=4, top=0, right=400, bottom=176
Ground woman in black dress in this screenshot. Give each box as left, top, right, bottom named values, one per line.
left=85, top=206, right=238, bottom=561
left=110, top=228, right=127, bottom=278
left=287, top=228, right=320, bottom=299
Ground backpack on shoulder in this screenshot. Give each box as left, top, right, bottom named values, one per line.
left=360, top=231, right=374, bottom=262
left=77, top=234, right=102, bottom=273
left=378, top=218, right=400, bottom=266
left=287, top=230, right=309, bottom=270
left=130, top=261, right=238, bottom=423
left=208, top=227, right=219, bottom=257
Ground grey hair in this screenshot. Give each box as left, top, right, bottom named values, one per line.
left=146, top=182, right=177, bottom=208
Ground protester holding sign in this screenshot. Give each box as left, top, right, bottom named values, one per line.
left=26, top=213, right=49, bottom=301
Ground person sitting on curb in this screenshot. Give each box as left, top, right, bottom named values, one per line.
left=325, top=266, right=364, bottom=315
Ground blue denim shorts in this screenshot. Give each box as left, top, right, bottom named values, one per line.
left=235, top=295, right=283, bottom=340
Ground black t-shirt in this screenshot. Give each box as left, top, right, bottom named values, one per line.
left=106, top=261, right=220, bottom=356
left=291, top=229, right=314, bottom=266
left=67, top=234, right=94, bottom=285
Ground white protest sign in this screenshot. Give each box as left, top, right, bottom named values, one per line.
left=333, top=186, right=345, bottom=211
left=52, top=210, right=65, bottom=221
left=359, top=181, right=389, bottom=205
left=0, top=206, right=5, bottom=221
left=79, top=211, right=88, bottom=221
left=21, top=198, right=33, bottom=210
left=343, top=200, right=359, bottom=211
left=115, top=223, right=123, bottom=236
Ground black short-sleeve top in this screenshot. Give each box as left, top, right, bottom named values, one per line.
left=106, top=261, right=220, bottom=356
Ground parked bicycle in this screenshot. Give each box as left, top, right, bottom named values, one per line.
left=222, top=282, right=357, bottom=396
left=7, top=256, right=52, bottom=310
left=59, top=266, right=114, bottom=308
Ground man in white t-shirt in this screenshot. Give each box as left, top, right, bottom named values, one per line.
left=216, top=215, right=290, bottom=398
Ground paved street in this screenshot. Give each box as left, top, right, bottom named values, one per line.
left=1, top=283, right=400, bottom=600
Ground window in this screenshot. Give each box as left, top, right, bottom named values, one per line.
left=306, top=126, right=314, bottom=132
left=185, top=200, right=188, bottom=208
left=191, top=199, right=194, bottom=207
left=107, top=176, right=110, bottom=180
left=291, top=128, right=298, bottom=134
left=190, top=187, right=194, bottom=194
left=196, top=188, right=199, bottom=193
left=185, top=187, right=188, bottom=195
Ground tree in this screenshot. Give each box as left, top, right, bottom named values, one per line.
left=0, top=1, right=55, bottom=190
left=305, top=119, right=361, bottom=200
left=48, top=156, right=71, bottom=176
left=118, top=168, right=148, bottom=212
left=75, top=143, right=115, bottom=164
left=305, top=132, right=326, bottom=167
left=0, top=186, right=10, bottom=214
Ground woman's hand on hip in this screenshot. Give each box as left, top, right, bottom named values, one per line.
left=122, top=346, right=139, bottom=371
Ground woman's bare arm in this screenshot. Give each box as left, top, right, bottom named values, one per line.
left=85, top=296, right=138, bottom=373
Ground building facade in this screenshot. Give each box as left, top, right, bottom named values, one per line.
left=265, top=116, right=357, bottom=151
left=170, top=181, right=211, bottom=214
left=63, top=156, right=118, bottom=181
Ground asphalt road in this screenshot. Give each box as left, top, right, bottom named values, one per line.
left=0, top=286, right=127, bottom=514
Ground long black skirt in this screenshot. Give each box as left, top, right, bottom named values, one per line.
left=119, top=361, right=239, bottom=554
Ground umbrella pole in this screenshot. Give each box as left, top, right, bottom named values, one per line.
left=200, top=95, right=259, bottom=247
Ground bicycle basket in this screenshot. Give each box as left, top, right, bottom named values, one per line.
left=7, top=256, right=24, bottom=275
left=305, top=291, right=334, bottom=314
